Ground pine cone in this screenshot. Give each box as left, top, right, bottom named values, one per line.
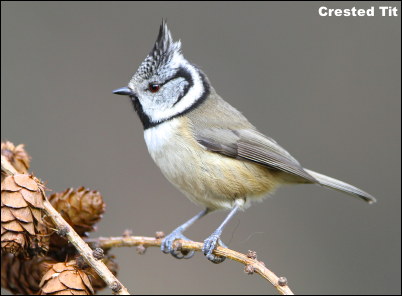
left=88, top=254, right=119, bottom=292
left=1, top=174, right=50, bottom=256
left=1, top=253, right=55, bottom=294
left=48, top=187, right=105, bottom=236
left=1, top=141, right=31, bottom=174
left=39, top=260, right=94, bottom=295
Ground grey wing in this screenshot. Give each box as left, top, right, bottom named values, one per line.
left=195, top=127, right=317, bottom=183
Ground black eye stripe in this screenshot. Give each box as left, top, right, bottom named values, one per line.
left=147, top=67, right=192, bottom=92
left=162, top=66, right=193, bottom=87
left=165, top=67, right=194, bottom=106
left=134, top=68, right=209, bottom=130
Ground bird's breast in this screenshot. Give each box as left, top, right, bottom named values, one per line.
left=144, top=118, right=180, bottom=155
left=143, top=118, right=280, bottom=209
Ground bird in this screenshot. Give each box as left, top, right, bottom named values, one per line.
left=113, top=20, right=376, bottom=263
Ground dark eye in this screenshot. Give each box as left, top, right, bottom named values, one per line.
left=148, top=83, right=160, bottom=93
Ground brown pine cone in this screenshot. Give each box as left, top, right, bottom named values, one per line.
left=48, top=187, right=105, bottom=236
left=39, top=260, right=94, bottom=295
left=1, top=174, right=50, bottom=256
left=1, top=141, right=31, bottom=174
left=88, top=254, right=119, bottom=292
left=1, top=253, right=56, bottom=295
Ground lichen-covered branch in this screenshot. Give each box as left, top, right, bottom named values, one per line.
left=86, top=235, right=294, bottom=295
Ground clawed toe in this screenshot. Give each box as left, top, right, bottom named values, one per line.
left=171, top=248, right=195, bottom=259
left=161, top=235, right=175, bottom=254
left=161, top=231, right=193, bottom=259
left=206, top=253, right=226, bottom=264
left=202, top=233, right=220, bottom=256
left=203, top=232, right=226, bottom=264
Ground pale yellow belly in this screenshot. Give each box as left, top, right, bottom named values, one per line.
left=144, top=119, right=281, bottom=210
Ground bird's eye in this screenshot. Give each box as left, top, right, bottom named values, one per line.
left=148, top=83, right=160, bottom=93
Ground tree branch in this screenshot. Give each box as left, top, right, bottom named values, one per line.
left=3, top=151, right=294, bottom=295
left=86, top=235, right=294, bottom=295
left=1, top=156, right=130, bottom=295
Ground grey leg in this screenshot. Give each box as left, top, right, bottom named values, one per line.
left=203, top=204, right=240, bottom=263
left=161, top=208, right=209, bottom=259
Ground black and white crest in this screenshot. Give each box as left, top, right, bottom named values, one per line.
left=136, top=20, right=182, bottom=80
left=125, top=20, right=210, bottom=129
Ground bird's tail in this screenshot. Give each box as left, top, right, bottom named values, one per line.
left=304, top=168, right=376, bottom=204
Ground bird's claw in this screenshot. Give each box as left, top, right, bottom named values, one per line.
left=171, top=248, right=195, bottom=259
left=161, top=230, right=193, bottom=259
left=206, top=253, right=226, bottom=264
left=203, top=232, right=226, bottom=264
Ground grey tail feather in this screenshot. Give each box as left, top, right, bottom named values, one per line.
left=304, top=168, right=376, bottom=204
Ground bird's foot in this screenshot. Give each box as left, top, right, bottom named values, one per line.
left=203, top=231, right=227, bottom=264
left=161, top=230, right=195, bottom=259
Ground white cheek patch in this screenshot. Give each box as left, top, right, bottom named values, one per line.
left=144, top=59, right=204, bottom=123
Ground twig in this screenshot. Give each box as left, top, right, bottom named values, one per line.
left=3, top=153, right=293, bottom=295
left=1, top=156, right=130, bottom=295
left=86, top=235, right=294, bottom=295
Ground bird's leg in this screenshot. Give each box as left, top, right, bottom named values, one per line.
left=203, top=204, right=240, bottom=263
left=161, top=208, right=209, bottom=259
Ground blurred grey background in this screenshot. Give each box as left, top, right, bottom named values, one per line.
left=1, top=1, right=401, bottom=295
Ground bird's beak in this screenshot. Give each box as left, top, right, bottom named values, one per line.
left=113, top=87, right=133, bottom=96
